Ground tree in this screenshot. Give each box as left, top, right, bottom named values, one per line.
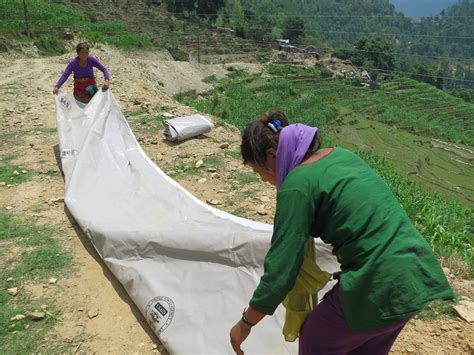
left=228, top=0, right=245, bottom=31
left=196, top=0, right=225, bottom=19
left=164, top=0, right=195, bottom=13
left=354, top=37, right=395, bottom=73
left=282, top=16, right=305, bottom=43
left=411, top=63, right=437, bottom=86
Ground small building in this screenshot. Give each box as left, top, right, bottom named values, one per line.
left=216, top=27, right=235, bottom=34
left=302, top=46, right=321, bottom=60
left=275, top=39, right=290, bottom=51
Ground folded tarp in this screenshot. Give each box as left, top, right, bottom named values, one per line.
left=55, top=90, right=340, bottom=354
left=163, top=114, right=214, bottom=142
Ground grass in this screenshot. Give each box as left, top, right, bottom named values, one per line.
left=242, top=188, right=258, bottom=199
left=0, top=212, right=72, bottom=353
left=203, top=75, right=218, bottom=84
left=0, top=127, right=57, bottom=138
left=331, top=116, right=473, bottom=206
left=161, top=154, right=225, bottom=178
left=30, top=201, right=46, bottom=213
left=134, top=114, right=168, bottom=133
left=1, top=0, right=271, bottom=60
left=224, top=150, right=242, bottom=160
left=230, top=207, right=247, bottom=218
left=178, top=70, right=473, bottom=145
left=126, top=107, right=173, bottom=133
left=177, top=69, right=473, bottom=275
left=126, top=107, right=149, bottom=117
left=0, top=163, right=35, bottom=187
left=204, top=154, right=224, bottom=168
left=178, top=69, right=473, bottom=205
left=0, top=1, right=153, bottom=54
left=1, top=154, right=17, bottom=162
left=179, top=75, right=340, bottom=131
left=266, top=64, right=333, bottom=78
left=229, top=171, right=260, bottom=185
left=418, top=300, right=457, bottom=320
left=360, top=151, right=473, bottom=275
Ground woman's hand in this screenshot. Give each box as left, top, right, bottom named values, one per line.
left=102, top=80, right=110, bottom=91
left=53, top=87, right=59, bottom=95
left=230, top=320, right=251, bottom=355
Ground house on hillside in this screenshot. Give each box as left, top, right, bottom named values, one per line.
left=276, top=39, right=295, bottom=51
left=216, top=27, right=234, bottom=34
left=361, top=70, right=371, bottom=80
left=302, top=45, right=321, bottom=60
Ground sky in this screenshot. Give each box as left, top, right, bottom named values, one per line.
left=389, top=0, right=459, bottom=18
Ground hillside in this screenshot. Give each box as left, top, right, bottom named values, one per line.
left=0, top=0, right=270, bottom=62
left=0, top=1, right=473, bottom=354
left=1, top=46, right=473, bottom=354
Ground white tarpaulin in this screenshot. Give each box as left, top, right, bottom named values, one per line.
left=163, top=114, right=214, bottom=142
left=55, top=90, right=340, bottom=354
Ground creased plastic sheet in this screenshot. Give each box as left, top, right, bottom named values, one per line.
left=163, top=114, right=214, bottom=142
left=55, top=90, right=340, bottom=355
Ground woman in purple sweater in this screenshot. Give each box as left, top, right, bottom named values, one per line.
left=53, top=43, right=110, bottom=103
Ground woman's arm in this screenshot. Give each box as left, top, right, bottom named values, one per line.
left=54, top=62, right=74, bottom=90
left=250, top=188, right=315, bottom=314
left=230, top=188, right=315, bottom=353
left=90, top=56, right=110, bottom=81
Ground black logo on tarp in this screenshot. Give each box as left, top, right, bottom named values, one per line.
left=60, top=96, right=71, bottom=110
left=60, top=149, right=78, bottom=159
left=146, top=296, right=175, bottom=334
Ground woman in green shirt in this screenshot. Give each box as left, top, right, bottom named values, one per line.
left=229, top=111, right=453, bottom=355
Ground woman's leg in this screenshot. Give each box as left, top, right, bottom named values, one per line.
left=299, top=284, right=368, bottom=355
left=298, top=284, right=409, bottom=355
left=348, top=320, right=408, bottom=355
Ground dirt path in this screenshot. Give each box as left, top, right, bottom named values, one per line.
left=0, top=47, right=472, bottom=354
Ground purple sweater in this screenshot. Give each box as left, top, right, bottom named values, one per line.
left=55, top=56, right=110, bottom=88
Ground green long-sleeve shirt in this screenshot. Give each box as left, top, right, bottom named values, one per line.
left=250, top=148, right=453, bottom=332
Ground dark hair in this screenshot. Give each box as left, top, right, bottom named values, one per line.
left=241, top=110, right=321, bottom=166
left=241, top=110, right=289, bottom=166
left=76, top=42, right=90, bottom=54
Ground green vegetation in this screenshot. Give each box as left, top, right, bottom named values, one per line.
left=0, top=0, right=270, bottom=62
left=224, top=150, right=242, bottom=160
left=179, top=73, right=339, bottom=132
left=30, top=201, right=46, bottom=213
left=179, top=68, right=474, bottom=145
left=0, top=163, right=35, bottom=187
left=0, top=1, right=153, bottom=54
left=204, top=154, right=224, bottom=168
left=229, top=170, right=260, bottom=184
left=1, top=154, right=17, bottom=162
left=177, top=68, right=473, bottom=274
left=230, top=207, right=247, bottom=218
left=161, top=153, right=224, bottom=178
left=0, top=127, right=57, bottom=138
left=179, top=69, right=473, bottom=205
left=360, top=151, right=472, bottom=273
left=126, top=107, right=177, bottom=133
left=202, top=75, right=218, bottom=84
left=134, top=114, right=168, bottom=132
left=330, top=116, right=473, bottom=207
left=164, top=0, right=473, bottom=92
left=419, top=299, right=457, bottom=320
left=0, top=212, right=72, bottom=353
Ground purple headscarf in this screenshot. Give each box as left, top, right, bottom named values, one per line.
left=276, top=124, right=318, bottom=191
